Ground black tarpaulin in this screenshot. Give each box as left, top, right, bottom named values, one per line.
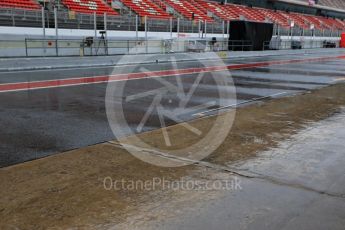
left=229, top=20, right=273, bottom=51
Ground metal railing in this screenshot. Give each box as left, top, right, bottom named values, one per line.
left=263, top=39, right=340, bottom=50
left=0, top=7, right=225, bottom=35
left=273, top=24, right=342, bottom=38
left=228, top=40, right=253, bottom=51
left=0, top=37, right=340, bottom=58
left=0, top=38, right=230, bottom=57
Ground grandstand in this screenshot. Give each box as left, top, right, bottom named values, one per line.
left=0, top=0, right=344, bottom=56
left=121, top=0, right=170, bottom=19
left=0, top=0, right=344, bottom=32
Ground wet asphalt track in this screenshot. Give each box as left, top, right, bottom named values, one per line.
left=1, top=51, right=345, bottom=167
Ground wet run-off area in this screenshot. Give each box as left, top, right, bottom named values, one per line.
left=1, top=49, right=345, bottom=167
left=0, top=48, right=345, bottom=229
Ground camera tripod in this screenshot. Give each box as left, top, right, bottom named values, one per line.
left=95, top=31, right=108, bottom=55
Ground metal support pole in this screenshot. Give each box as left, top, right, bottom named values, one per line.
left=12, top=9, right=15, bottom=26
left=135, top=15, right=138, bottom=41
left=56, top=39, right=58, bottom=56
left=204, top=20, right=207, bottom=38
left=290, top=27, right=292, bottom=42
left=135, top=15, right=139, bottom=41
left=94, top=12, right=97, bottom=38
left=104, top=13, right=108, bottom=55
left=47, top=11, right=50, bottom=29
left=312, top=29, right=315, bottom=48
left=54, top=7, right=58, bottom=38
left=145, top=16, right=148, bottom=40
left=177, top=18, right=180, bottom=38
left=192, top=20, right=194, bottom=34
left=25, top=38, right=28, bottom=57
left=222, top=21, right=225, bottom=39
left=127, top=40, right=130, bottom=54
left=41, top=7, right=45, bottom=38
left=170, top=17, right=173, bottom=39
left=277, top=24, right=280, bottom=36
left=41, top=7, right=46, bottom=56
left=135, top=15, right=138, bottom=54
left=227, top=20, right=230, bottom=39
left=198, top=20, right=201, bottom=38
left=145, top=16, right=148, bottom=53
left=104, top=13, right=107, bottom=40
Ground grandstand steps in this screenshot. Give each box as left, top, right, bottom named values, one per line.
left=336, top=18, right=345, bottom=28
left=259, top=9, right=290, bottom=28
left=283, top=12, right=309, bottom=29
left=189, top=0, right=207, bottom=15
left=151, top=0, right=166, bottom=11
left=317, top=16, right=343, bottom=30
left=327, top=18, right=344, bottom=30
left=119, top=0, right=171, bottom=19
left=300, top=14, right=324, bottom=30
left=164, top=0, right=213, bottom=22
left=61, top=0, right=118, bottom=16
left=230, top=4, right=266, bottom=22
left=196, top=0, right=237, bottom=21
left=194, top=0, right=231, bottom=21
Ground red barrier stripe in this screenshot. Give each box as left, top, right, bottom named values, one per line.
left=0, top=55, right=344, bottom=93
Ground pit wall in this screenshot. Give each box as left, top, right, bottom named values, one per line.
left=0, top=26, right=341, bottom=58
left=274, top=36, right=341, bottom=49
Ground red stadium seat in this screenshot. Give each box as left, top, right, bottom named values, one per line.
left=62, top=0, right=118, bottom=15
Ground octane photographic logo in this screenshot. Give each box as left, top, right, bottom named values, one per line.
left=105, top=44, right=236, bottom=167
